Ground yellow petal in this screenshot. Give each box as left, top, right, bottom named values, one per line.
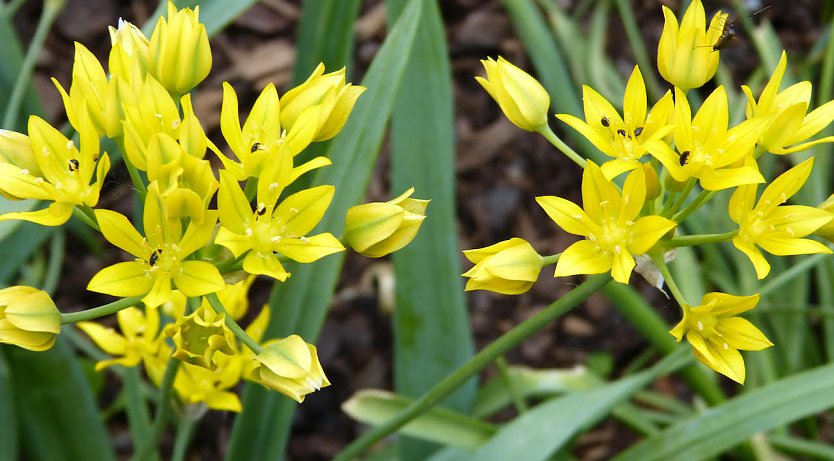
left=535, top=195, right=595, bottom=236
left=88, top=261, right=153, bottom=296
left=628, top=216, right=676, bottom=254
left=554, top=240, right=613, bottom=277
left=276, top=233, right=345, bottom=262
left=716, top=317, right=773, bottom=351
left=243, top=251, right=288, bottom=281
left=76, top=321, right=127, bottom=355
left=732, top=237, right=771, bottom=279
left=173, top=261, right=225, bottom=297
left=95, top=209, right=149, bottom=259
left=274, top=185, right=334, bottom=236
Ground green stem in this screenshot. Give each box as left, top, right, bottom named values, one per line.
left=1, top=0, right=63, bottom=129
left=171, top=416, right=197, bottom=461
left=651, top=251, right=687, bottom=308
left=42, top=229, right=65, bottom=295
left=672, top=190, right=716, bottom=222
left=759, top=251, right=833, bottom=297
left=131, top=358, right=179, bottom=461
left=73, top=206, right=100, bottom=232
left=0, top=0, right=27, bottom=18
left=124, top=367, right=155, bottom=460
left=60, top=295, right=144, bottom=324
left=206, top=292, right=263, bottom=354
left=333, top=274, right=611, bottom=461
left=541, top=253, right=560, bottom=266
left=495, top=356, right=528, bottom=413
left=666, top=230, right=738, bottom=247
left=538, top=126, right=587, bottom=169
left=663, top=179, right=695, bottom=217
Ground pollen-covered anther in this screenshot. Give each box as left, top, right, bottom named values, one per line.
left=697, top=321, right=704, bottom=331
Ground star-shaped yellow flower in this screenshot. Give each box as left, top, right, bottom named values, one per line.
left=557, top=66, right=674, bottom=179
left=742, top=50, right=834, bottom=154
left=87, top=183, right=225, bottom=308
left=670, top=292, right=773, bottom=384
left=536, top=162, right=676, bottom=283
left=653, top=87, right=766, bottom=191
left=729, top=157, right=833, bottom=279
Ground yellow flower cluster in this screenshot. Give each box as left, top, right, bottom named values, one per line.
left=466, top=0, right=834, bottom=383
left=0, top=3, right=427, bottom=408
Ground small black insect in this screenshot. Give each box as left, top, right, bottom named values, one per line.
left=251, top=142, right=262, bottom=153
left=711, top=5, right=771, bottom=51
left=601, top=116, right=610, bottom=127
left=634, top=127, right=643, bottom=137
left=68, top=159, right=79, bottom=172
left=679, top=150, right=691, bottom=166
left=617, top=129, right=627, bottom=137
left=149, top=249, right=162, bottom=266
left=256, top=203, right=267, bottom=216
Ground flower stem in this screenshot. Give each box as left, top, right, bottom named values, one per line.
left=539, top=126, right=587, bottom=169
left=651, top=251, right=687, bottom=308
left=60, top=295, right=144, bottom=324
left=1, top=0, right=64, bottom=129
left=672, top=189, right=716, bottom=222
left=333, top=274, right=611, bottom=461
left=171, top=416, right=197, bottom=461
left=206, top=292, right=263, bottom=354
left=663, top=178, right=695, bottom=217
left=666, top=230, right=738, bottom=247
left=541, top=253, right=560, bottom=266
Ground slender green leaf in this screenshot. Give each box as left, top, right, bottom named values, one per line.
left=0, top=198, right=38, bottom=242
left=8, top=339, right=115, bottom=461
left=342, top=390, right=496, bottom=449
left=293, top=0, right=361, bottom=83
left=0, top=350, right=17, bottom=461
left=473, top=365, right=599, bottom=418
left=225, top=3, right=424, bottom=459
left=444, top=349, right=690, bottom=461
left=613, top=361, right=834, bottom=460
left=386, top=0, right=475, bottom=458
left=0, top=10, right=44, bottom=127
left=0, top=222, right=52, bottom=285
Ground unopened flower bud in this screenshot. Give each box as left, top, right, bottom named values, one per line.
left=475, top=56, right=550, bottom=132
left=344, top=188, right=428, bottom=258
left=0, top=286, right=61, bottom=351
left=463, top=238, right=544, bottom=295
left=246, top=335, right=330, bottom=403
left=148, top=2, right=211, bottom=96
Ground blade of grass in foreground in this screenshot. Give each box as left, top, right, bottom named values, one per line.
left=293, top=0, right=361, bottom=83
left=8, top=339, right=115, bottom=461
left=224, top=2, right=424, bottom=459
left=442, top=348, right=690, bottom=461
left=612, top=361, right=834, bottom=460
left=0, top=351, right=17, bottom=460
left=387, top=0, right=476, bottom=459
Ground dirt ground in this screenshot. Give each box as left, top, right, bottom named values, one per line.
left=11, top=0, right=828, bottom=459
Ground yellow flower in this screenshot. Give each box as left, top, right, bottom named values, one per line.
left=52, top=42, right=124, bottom=138
left=475, top=56, right=550, bottom=132
left=148, top=2, right=211, bottom=96
left=77, top=306, right=162, bottom=370
left=462, top=238, right=543, bottom=295
left=557, top=66, right=675, bottom=179
left=215, top=167, right=344, bottom=281
left=652, top=87, right=766, bottom=191
left=343, top=188, right=428, bottom=258
left=163, top=305, right=236, bottom=369
left=657, top=0, right=726, bottom=90
left=729, top=158, right=832, bottom=279
left=536, top=162, right=676, bottom=284
left=122, top=76, right=182, bottom=170
left=245, top=335, right=330, bottom=403
left=741, top=51, right=834, bottom=154
left=669, top=292, right=773, bottom=384
left=280, top=63, right=366, bottom=142
left=0, top=130, right=41, bottom=199
left=173, top=361, right=243, bottom=413
left=0, top=286, right=61, bottom=351
left=217, top=82, right=328, bottom=179
left=87, top=184, right=225, bottom=308
left=0, top=115, right=110, bottom=226
left=108, top=18, right=149, bottom=85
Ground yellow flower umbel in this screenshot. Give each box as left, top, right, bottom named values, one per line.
left=670, top=292, right=773, bottom=384
left=657, top=0, right=726, bottom=90
left=344, top=188, right=428, bottom=258
left=87, top=184, right=225, bottom=308
left=0, top=115, right=110, bottom=226
left=557, top=66, right=674, bottom=179
left=729, top=158, right=833, bottom=279
left=462, top=238, right=543, bottom=295
left=0, top=286, right=61, bottom=351
left=215, top=166, right=344, bottom=282
left=742, top=51, right=834, bottom=154
left=148, top=2, right=211, bottom=96
left=476, top=56, right=550, bottom=132
left=280, top=63, right=366, bottom=142
left=245, top=335, right=330, bottom=403
left=536, top=162, right=676, bottom=284
left=653, top=87, right=766, bottom=191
